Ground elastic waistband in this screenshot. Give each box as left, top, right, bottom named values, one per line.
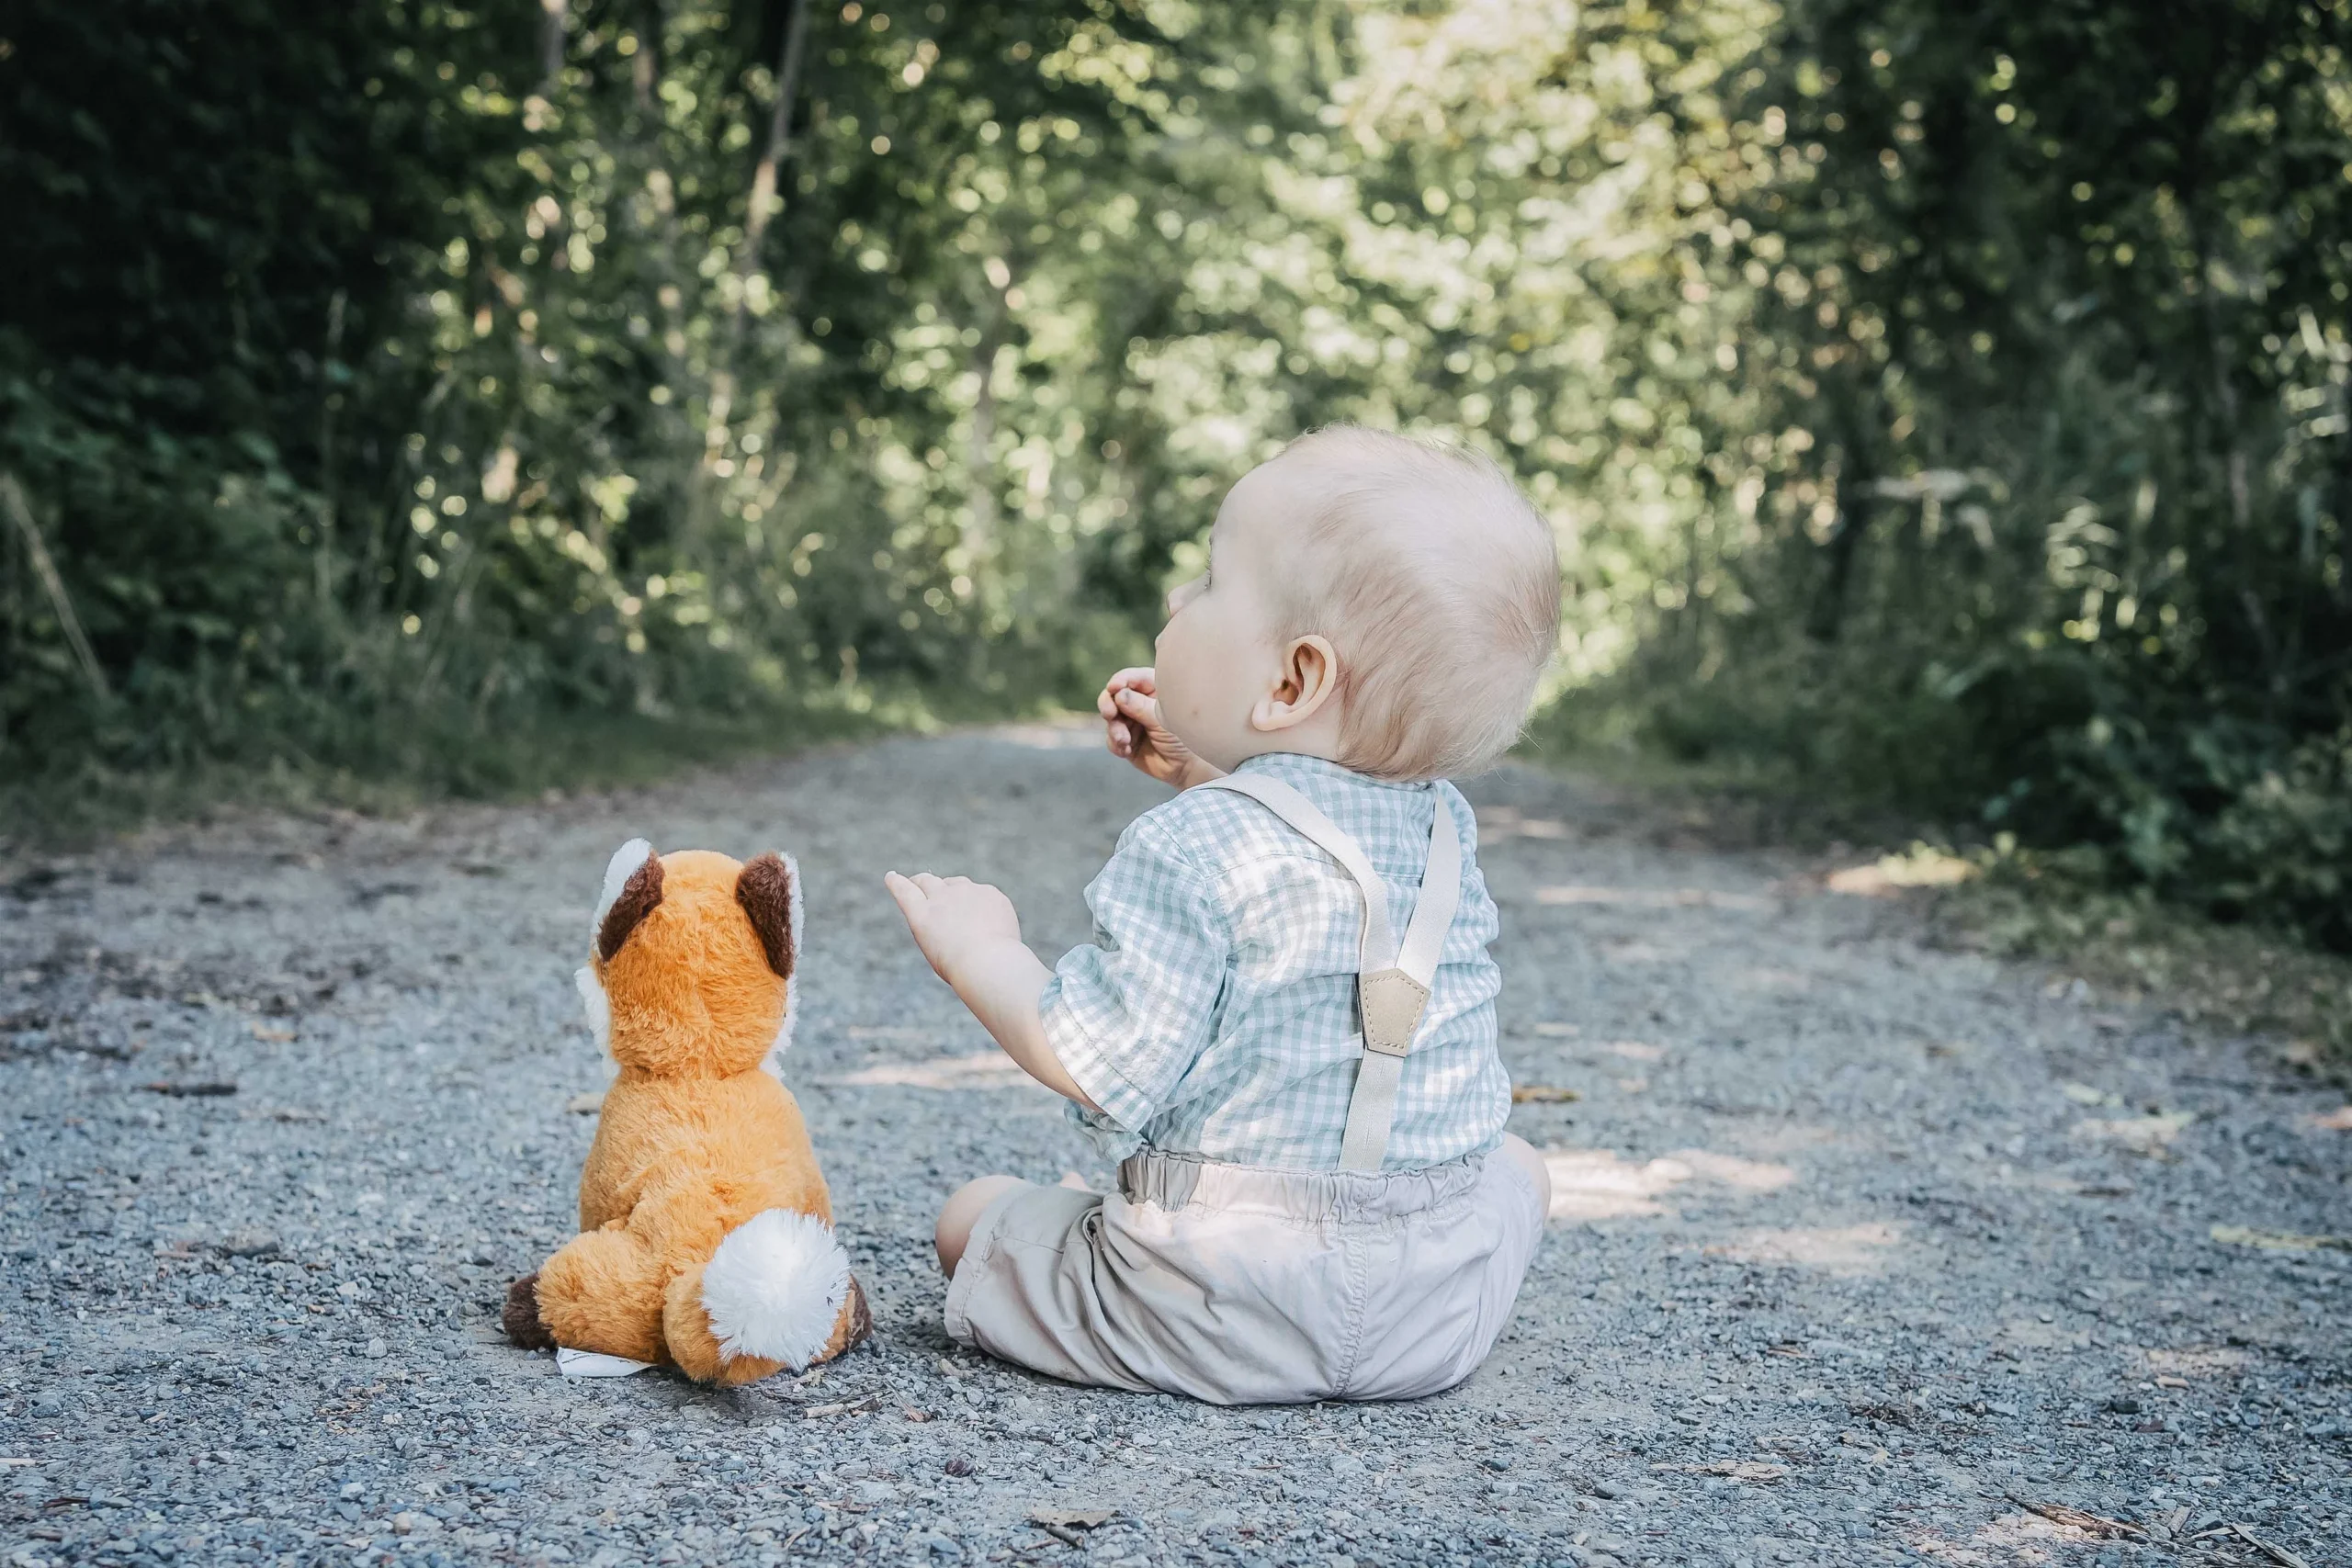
left=1117, top=1147, right=1488, bottom=1224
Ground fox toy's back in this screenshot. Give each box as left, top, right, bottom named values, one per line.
left=503, top=840, right=870, bottom=1383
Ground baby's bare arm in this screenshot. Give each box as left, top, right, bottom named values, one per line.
left=882, top=872, right=1101, bottom=1110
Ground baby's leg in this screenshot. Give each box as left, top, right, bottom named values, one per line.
left=935, top=1175, right=1026, bottom=1276
left=1500, top=1133, right=1554, bottom=1219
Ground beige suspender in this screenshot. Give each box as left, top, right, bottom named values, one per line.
left=1196, top=772, right=1463, bottom=1172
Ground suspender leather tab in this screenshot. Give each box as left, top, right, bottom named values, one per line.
left=1358, top=969, right=1429, bottom=1058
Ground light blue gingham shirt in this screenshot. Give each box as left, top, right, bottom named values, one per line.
left=1039, top=751, right=1510, bottom=1171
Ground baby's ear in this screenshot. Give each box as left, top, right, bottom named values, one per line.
left=594, top=839, right=664, bottom=962
left=735, top=852, right=800, bottom=981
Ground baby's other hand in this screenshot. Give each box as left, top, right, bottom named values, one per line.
left=1097, top=667, right=1217, bottom=790
left=884, top=872, right=1023, bottom=985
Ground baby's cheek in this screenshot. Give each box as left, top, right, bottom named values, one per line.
left=1162, top=672, right=1204, bottom=727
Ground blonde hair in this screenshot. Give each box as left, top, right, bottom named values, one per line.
left=1271, top=425, right=1559, bottom=780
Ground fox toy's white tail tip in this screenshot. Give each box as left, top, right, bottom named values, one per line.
left=701, top=1209, right=852, bottom=1370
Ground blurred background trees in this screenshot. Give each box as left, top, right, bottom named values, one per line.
left=2, top=0, right=2346, bottom=947
left=1636, top=0, right=2352, bottom=949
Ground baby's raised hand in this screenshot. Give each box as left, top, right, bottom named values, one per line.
left=879, top=872, right=1098, bottom=1111
left=1097, top=667, right=1217, bottom=790
left=884, top=872, right=1023, bottom=986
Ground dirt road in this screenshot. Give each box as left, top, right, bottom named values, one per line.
left=3, top=726, right=2346, bottom=1567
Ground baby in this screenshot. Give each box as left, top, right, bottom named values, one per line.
left=886, top=424, right=1559, bottom=1404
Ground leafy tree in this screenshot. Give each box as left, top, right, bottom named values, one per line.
left=1634, top=0, right=2352, bottom=944
left=0, top=0, right=531, bottom=770
left=5, top=0, right=2347, bottom=950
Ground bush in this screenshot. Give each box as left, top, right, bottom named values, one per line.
left=1577, top=0, right=2352, bottom=951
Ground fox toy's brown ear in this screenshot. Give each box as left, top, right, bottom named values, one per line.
left=735, top=852, right=799, bottom=981
left=595, top=846, right=665, bottom=962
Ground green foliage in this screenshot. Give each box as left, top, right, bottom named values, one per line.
left=1591, top=0, right=2352, bottom=949
left=0, top=0, right=1250, bottom=792
left=4, top=0, right=2348, bottom=956
left=1, top=0, right=530, bottom=773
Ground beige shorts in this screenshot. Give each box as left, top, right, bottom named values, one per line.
left=942, top=1147, right=1544, bottom=1404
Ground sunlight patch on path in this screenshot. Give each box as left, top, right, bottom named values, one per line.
left=1534, top=884, right=1771, bottom=911
left=1970, top=1507, right=2125, bottom=1562
left=1476, top=807, right=1571, bottom=841
left=1825, top=847, right=1977, bottom=897
left=2072, top=1111, right=2193, bottom=1155
left=1705, top=1223, right=1903, bottom=1274
left=2144, top=1346, right=2255, bottom=1379
left=826, top=1054, right=1046, bottom=1092
left=1736, top=965, right=1817, bottom=990
left=1541, top=1146, right=1797, bottom=1221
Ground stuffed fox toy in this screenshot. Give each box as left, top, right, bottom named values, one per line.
left=503, top=839, right=870, bottom=1383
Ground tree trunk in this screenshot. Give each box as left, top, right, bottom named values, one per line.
left=0, top=473, right=109, bottom=702
left=744, top=0, right=815, bottom=272
left=705, top=0, right=815, bottom=448
left=539, top=0, right=566, bottom=89
left=967, top=317, right=1003, bottom=563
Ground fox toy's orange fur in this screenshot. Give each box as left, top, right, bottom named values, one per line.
left=503, top=840, right=870, bottom=1385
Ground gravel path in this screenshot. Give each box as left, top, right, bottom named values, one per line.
left=4, top=726, right=2348, bottom=1568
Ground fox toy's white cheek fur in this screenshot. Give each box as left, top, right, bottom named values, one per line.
left=759, top=851, right=805, bottom=1080
left=581, top=836, right=641, bottom=1058
left=592, top=838, right=654, bottom=945
left=577, top=965, right=612, bottom=1055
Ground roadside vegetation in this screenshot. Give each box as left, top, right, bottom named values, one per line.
left=4, top=1, right=2346, bottom=974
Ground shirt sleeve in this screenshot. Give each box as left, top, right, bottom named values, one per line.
left=1038, top=814, right=1229, bottom=1137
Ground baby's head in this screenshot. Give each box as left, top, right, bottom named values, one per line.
left=1154, top=425, right=1558, bottom=781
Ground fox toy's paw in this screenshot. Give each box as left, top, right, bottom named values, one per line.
left=503, top=1271, right=556, bottom=1352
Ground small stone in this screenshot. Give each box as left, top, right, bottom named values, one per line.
left=2107, top=1396, right=2140, bottom=1415
left=222, top=1231, right=279, bottom=1258
left=1481, top=1453, right=1512, bottom=1472
left=925, top=1536, right=964, bottom=1562
left=362, top=1338, right=388, bottom=1359
left=1590, top=1480, right=1625, bottom=1500
left=943, top=1455, right=974, bottom=1477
